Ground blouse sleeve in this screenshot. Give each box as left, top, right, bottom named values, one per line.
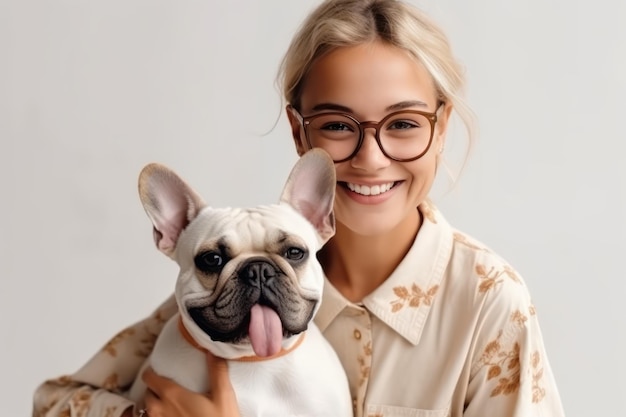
left=464, top=265, right=566, bottom=417
left=32, top=295, right=178, bottom=417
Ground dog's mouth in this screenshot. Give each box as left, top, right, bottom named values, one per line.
left=188, top=300, right=309, bottom=357
left=186, top=258, right=317, bottom=357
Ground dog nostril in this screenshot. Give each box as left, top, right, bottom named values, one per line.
left=261, top=263, right=277, bottom=280
left=242, top=262, right=277, bottom=286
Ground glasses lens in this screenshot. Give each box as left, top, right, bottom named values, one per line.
left=380, top=112, right=433, bottom=160
left=306, top=114, right=360, bottom=161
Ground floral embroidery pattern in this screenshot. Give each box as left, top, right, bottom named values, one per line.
left=152, top=308, right=170, bottom=326
left=136, top=325, right=160, bottom=358
left=104, top=407, right=117, bottom=417
left=136, top=309, right=171, bottom=357
left=68, top=389, right=93, bottom=417
left=33, top=378, right=79, bottom=417
left=531, top=351, right=547, bottom=403
left=390, top=283, right=439, bottom=312
left=103, top=373, right=120, bottom=390
left=475, top=263, right=521, bottom=293
left=52, top=375, right=74, bottom=386
left=102, top=328, right=135, bottom=356
left=502, top=264, right=521, bottom=283
left=357, top=341, right=372, bottom=387
left=511, top=310, right=528, bottom=327
left=34, top=402, right=55, bottom=417
left=453, top=232, right=489, bottom=252
left=477, top=329, right=521, bottom=397
left=475, top=310, right=548, bottom=403
left=477, top=311, right=529, bottom=396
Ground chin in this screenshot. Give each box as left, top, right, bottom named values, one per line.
left=335, top=200, right=424, bottom=238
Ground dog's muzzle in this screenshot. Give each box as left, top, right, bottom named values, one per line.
left=186, top=256, right=317, bottom=345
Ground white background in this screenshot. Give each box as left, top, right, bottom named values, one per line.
left=2, top=1, right=624, bottom=416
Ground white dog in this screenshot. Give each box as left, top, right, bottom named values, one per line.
left=128, top=149, right=352, bottom=416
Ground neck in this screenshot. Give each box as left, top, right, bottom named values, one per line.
left=319, top=209, right=421, bottom=302
left=177, top=317, right=306, bottom=362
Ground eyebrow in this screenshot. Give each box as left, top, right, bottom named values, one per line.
left=311, top=100, right=430, bottom=113
left=386, top=100, right=429, bottom=111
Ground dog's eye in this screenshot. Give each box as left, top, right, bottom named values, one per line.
left=194, top=251, right=225, bottom=273
left=284, top=247, right=306, bottom=261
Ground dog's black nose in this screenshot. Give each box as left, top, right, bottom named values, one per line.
left=240, top=260, right=278, bottom=287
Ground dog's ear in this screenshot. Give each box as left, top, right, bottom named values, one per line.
left=138, top=164, right=206, bottom=257
left=280, top=149, right=336, bottom=244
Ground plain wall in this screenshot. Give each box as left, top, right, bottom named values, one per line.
left=2, top=1, right=624, bottom=415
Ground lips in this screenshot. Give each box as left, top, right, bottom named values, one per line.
left=344, top=181, right=396, bottom=196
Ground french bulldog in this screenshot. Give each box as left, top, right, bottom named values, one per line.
left=127, top=149, right=353, bottom=416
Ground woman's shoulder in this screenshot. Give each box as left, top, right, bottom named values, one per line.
left=448, top=228, right=534, bottom=313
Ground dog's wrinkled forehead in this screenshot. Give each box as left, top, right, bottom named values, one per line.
left=175, top=203, right=319, bottom=259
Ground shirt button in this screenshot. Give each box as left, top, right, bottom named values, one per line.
left=353, top=329, right=362, bottom=340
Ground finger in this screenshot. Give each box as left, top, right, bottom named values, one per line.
left=143, top=388, right=158, bottom=406
left=143, top=389, right=162, bottom=417
left=142, top=367, right=177, bottom=398
left=206, top=351, right=235, bottom=399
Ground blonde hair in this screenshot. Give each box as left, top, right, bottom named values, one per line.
left=277, top=0, right=476, bottom=165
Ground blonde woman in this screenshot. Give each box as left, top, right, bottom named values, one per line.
left=33, top=1, right=565, bottom=416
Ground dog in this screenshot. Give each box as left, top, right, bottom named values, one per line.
left=127, top=149, right=353, bottom=416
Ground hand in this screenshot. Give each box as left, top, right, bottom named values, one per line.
left=141, top=351, right=241, bottom=417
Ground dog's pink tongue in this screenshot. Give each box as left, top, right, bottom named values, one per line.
left=249, top=304, right=283, bottom=357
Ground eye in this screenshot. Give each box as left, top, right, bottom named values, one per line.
left=284, top=246, right=307, bottom=261
left=194, top=251, right=226, bottom=273
left=320, top=122, right=354, bottom=132
left=388, top=119, right=420, bottom=130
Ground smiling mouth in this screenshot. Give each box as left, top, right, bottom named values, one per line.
left=344, top=181, right=397, bottom=196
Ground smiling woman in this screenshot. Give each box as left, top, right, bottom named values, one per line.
left=27, top=1, right=574, bottom=417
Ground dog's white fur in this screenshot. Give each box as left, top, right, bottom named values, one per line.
left=127, top=149, right=352, bottom=416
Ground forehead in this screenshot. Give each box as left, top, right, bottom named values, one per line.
left=300, top=41, right=438, bottom=116
left=184, top=205, right=315, bottom=252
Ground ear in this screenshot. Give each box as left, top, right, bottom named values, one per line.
left=280, top=148, right=336, bottom=244
left=286, top=105, right=308, bottom=157
left=434, top=102, right=454, bottom=152
left=138, top=163, right=206, bottom=257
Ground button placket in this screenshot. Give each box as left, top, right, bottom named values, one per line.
left=353, top=309, right=372, bottom=417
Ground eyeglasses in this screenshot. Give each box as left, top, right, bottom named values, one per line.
left=290, top=106, right=439, bottom=163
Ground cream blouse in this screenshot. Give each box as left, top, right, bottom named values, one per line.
left=33, top=202, right=565, bottom=417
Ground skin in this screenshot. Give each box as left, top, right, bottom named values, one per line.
left=138, top=40, right=452, bottom=416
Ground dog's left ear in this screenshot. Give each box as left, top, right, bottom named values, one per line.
left=280, top=149, right=336, bottom=244
left=138, top=163, right=206, bottom=257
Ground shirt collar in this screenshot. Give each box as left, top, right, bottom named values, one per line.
left=314, top=200, right=454, bottom=345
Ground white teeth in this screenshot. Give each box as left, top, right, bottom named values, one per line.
left=346, top=182, right=394, bottom=196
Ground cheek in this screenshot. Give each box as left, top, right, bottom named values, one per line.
left=402, top=155, right=441, bottom=204
left=410, top=152, right=439, bottom=181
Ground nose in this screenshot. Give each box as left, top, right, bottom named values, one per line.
left=350, top=127, right=390, bottom=170
left=239, top=259, right=278, bottom=287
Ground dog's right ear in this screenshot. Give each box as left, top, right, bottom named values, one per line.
left=280, top=148, right=336, bottom=244
left=138, top=163, right=206, bottom=257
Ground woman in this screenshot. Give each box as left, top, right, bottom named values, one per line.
left=33, top=0, right=565, bottom=416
